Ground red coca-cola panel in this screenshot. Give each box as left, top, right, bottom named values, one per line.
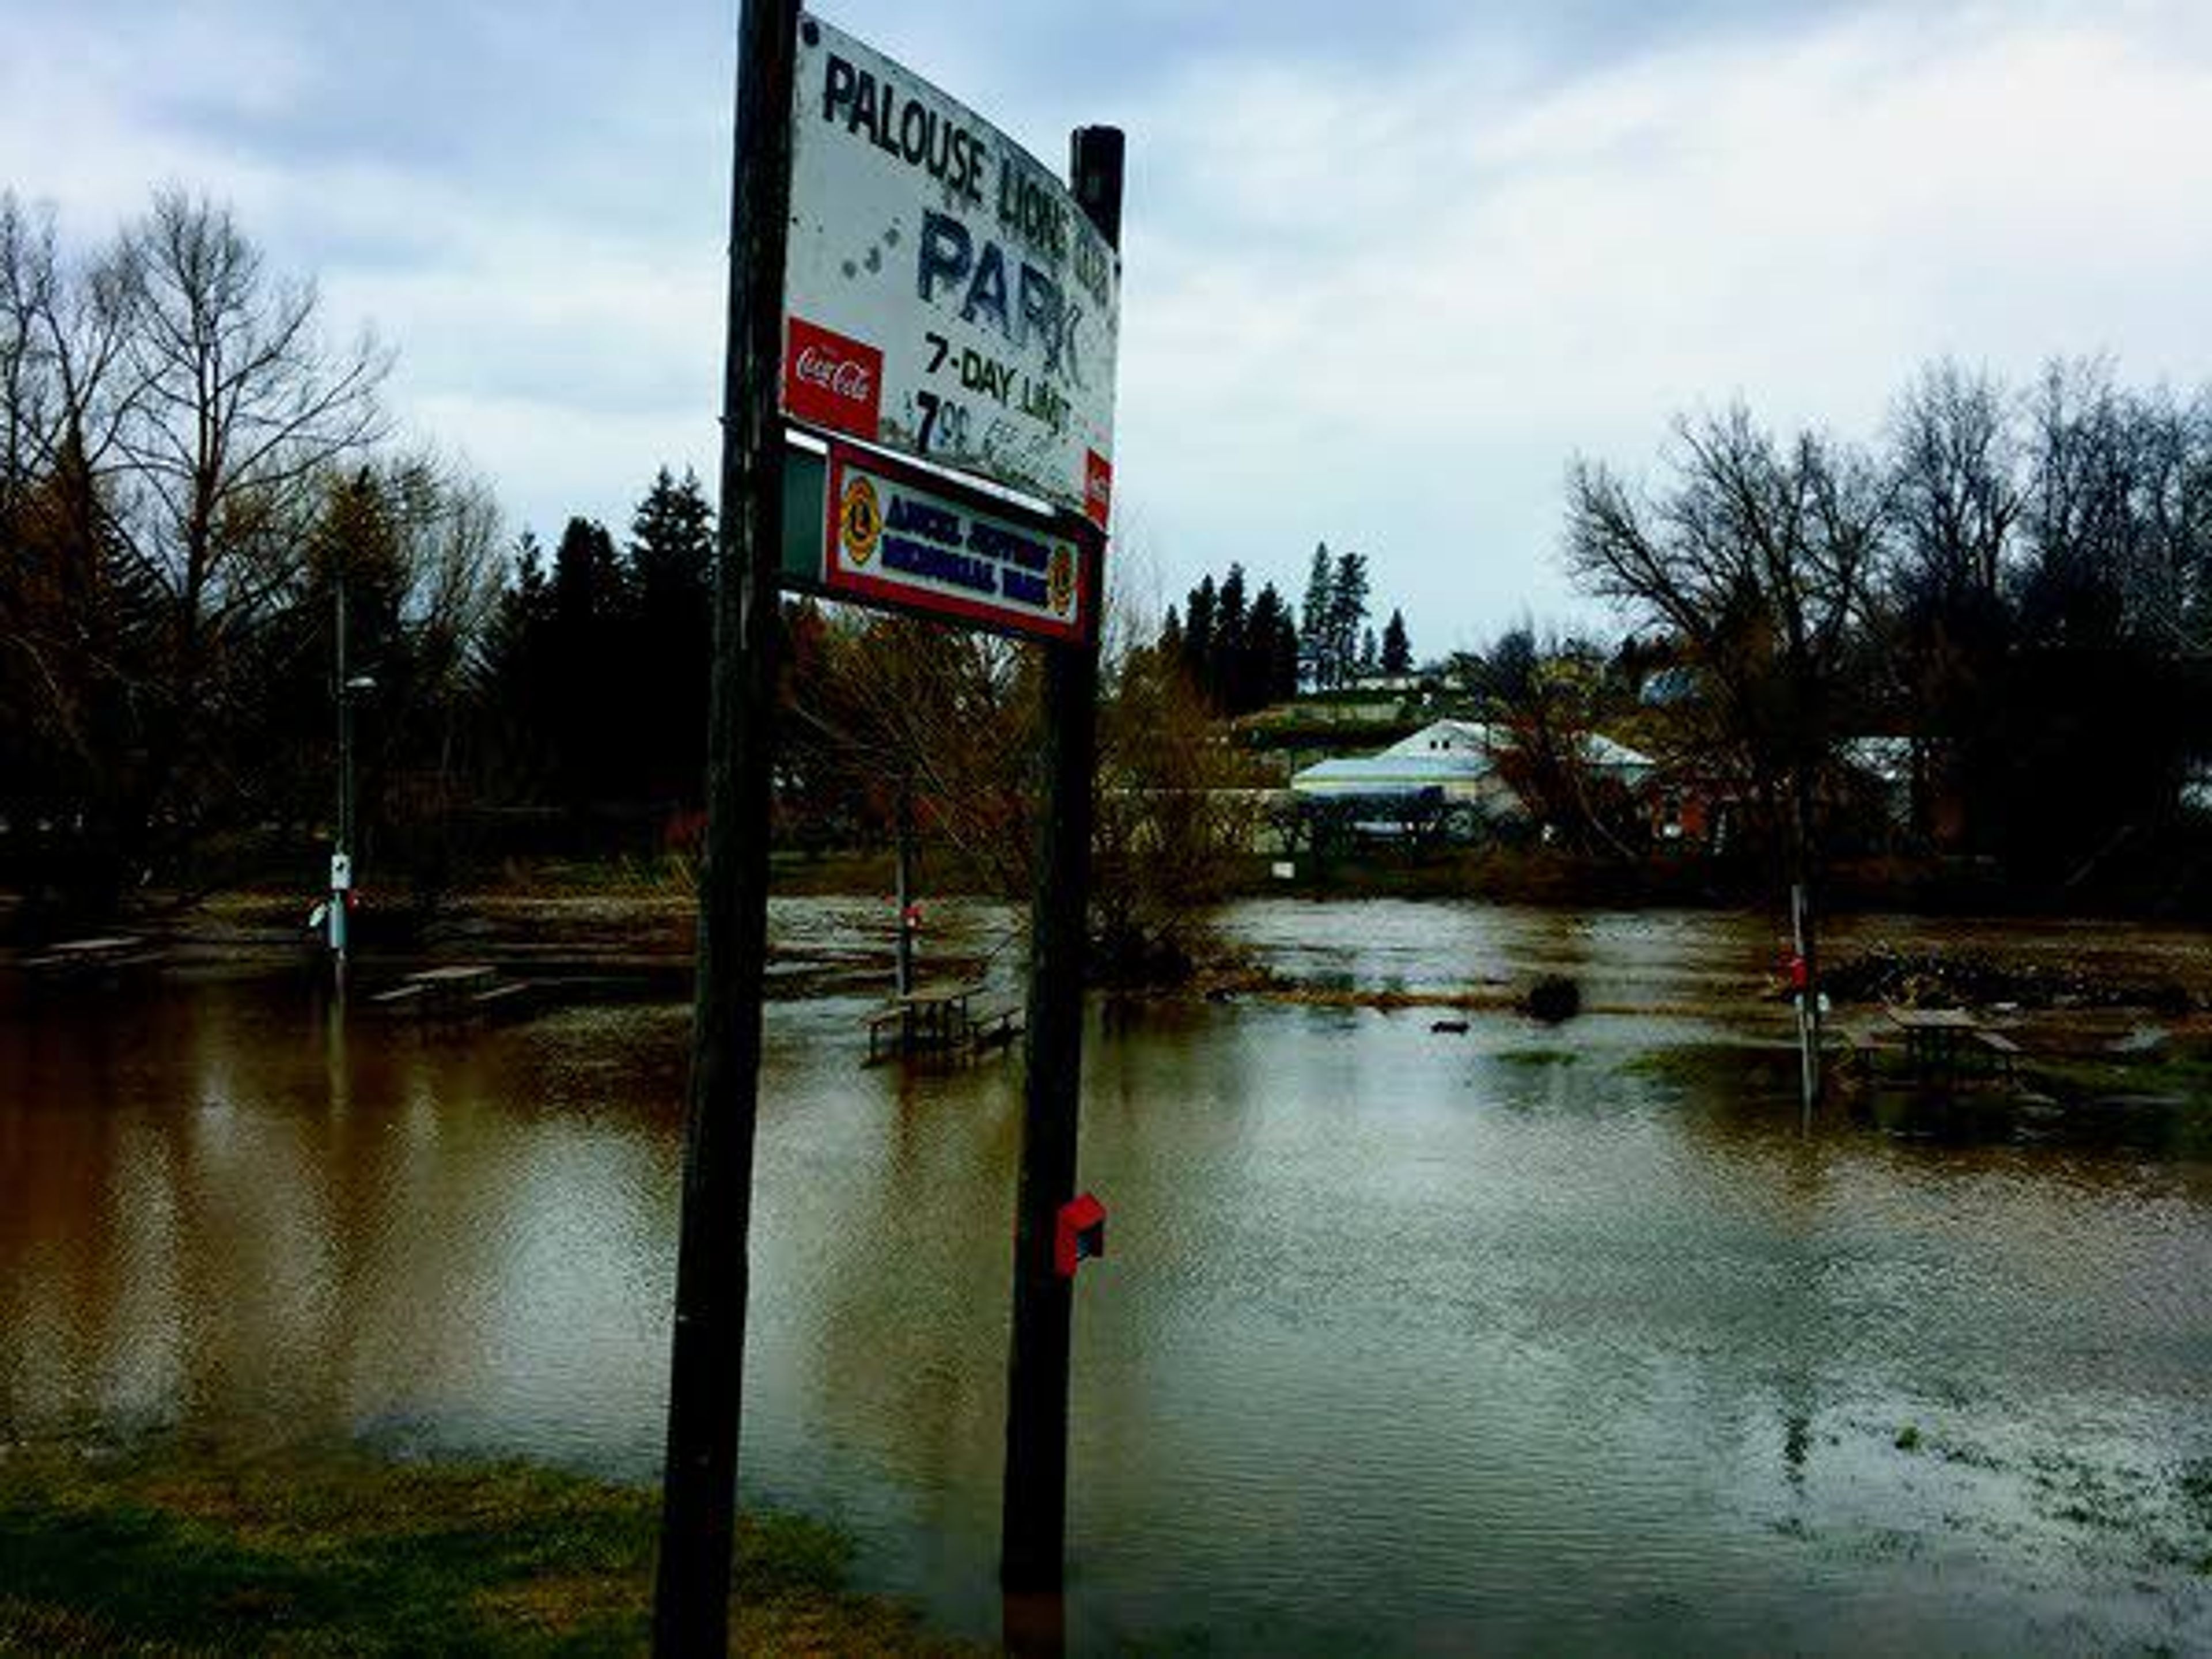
left=1083, top=448, right=1112, bottom=531
left=783, top=316, right=883, bottom=440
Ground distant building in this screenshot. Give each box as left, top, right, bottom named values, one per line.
left=1290, top=718, right=1653, bottom=827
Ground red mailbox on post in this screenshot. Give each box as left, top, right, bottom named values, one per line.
left=1054, top=1193, right=1106, bottom=1278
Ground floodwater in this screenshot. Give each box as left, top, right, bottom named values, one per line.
left=3, top=899, right=2210, bottom=1654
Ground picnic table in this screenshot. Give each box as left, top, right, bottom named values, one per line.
left=1883, top=1006, right=2018, bottom=1084
left=867, top=981, right=981, bottom=1062
left=372, top=964, right=498, bottom=1014
left=21, top=935, right=163, bottom=975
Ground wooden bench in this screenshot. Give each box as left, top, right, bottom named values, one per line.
left=1832, top=1022, right=1892, bottom=1077
left=469, top=982, right=533, bottom=1018
left=866, top=1003, right=908, bottom=1063
left=1972, top=1028, right=2021, bottom=1081
left=968, top=1005, right=1021, bottom=1052
left=22, top=936, right=160, bottom=975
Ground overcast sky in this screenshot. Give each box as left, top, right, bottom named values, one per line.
left=7, top=1, right=2211, bottom=655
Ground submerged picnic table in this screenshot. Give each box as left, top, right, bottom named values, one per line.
left=1883, top=1005, right=2020, bottom=1083
left=865, top=981, right=1020, bottom=1063
left=21, top=935, right=163, bottom=975
left=371, top=964, right=514, bottom=1017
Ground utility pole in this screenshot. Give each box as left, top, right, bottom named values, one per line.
left=331, top=574, right=351, bottom=993
left=999, top=123, right=1124, bottom=1600
left=651, top=0, right=798, bottom=1651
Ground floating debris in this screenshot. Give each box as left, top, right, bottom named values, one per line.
left=1824, top=945, right=2193, bottom=1014
left=1525, top=976, right=1581, bottom=1024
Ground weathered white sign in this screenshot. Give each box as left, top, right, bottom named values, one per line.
left=784, top=13, right=1119, bottom=529
left=817, top=443, right=1091, bottom=643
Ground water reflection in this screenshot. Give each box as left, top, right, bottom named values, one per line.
left=0, top=984, right=685, bottom=1465
left=2, top=903, right=2210, bottom=1656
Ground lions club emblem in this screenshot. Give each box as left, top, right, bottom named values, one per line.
left=838, top=475, right=882, bottom=566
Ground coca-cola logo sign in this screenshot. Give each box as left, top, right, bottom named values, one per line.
left=783, top=317, right=884, bottom=440
left=794, top=344, right=874, bottom=402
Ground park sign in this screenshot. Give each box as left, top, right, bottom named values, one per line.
left=783, top=12, right=1119, bottom=532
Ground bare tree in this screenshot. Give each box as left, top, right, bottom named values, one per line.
left=1889, top=360, right=2021, bottom=607
left=786, top=600, right=1262, bottom=983
left=794, top=609, right=1040, bottom=898
left=1567, top=405, right=1889, bottom=1082
left=1090, top=636, right=1264, bottom=980
left=2008, top=357, right=2212, bottom=649
left=1567, top=404, right=1887, bottom=853
left=0, top=195, right=157, bottom=910
left=111, top=190, right=391, bottom=785
left=380, top=451, right=507, bottom=691
left=1, top=190, right=406, bottom=911
left=1878, top=362, right=2026, bottom=847
left=1482, top=631, right=1643, bottom=858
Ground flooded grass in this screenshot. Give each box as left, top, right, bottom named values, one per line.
left=0, top=1440, right=980, bottom=1657
left=1631, top=1035, right=2212, bottom=1122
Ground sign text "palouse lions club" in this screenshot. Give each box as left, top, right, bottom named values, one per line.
left=782, top=12, right=1119, bottom=531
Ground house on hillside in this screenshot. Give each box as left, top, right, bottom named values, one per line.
left=1291, top=719, right=1513, bottom=813
left=1290, top=719, right=1654, bottom=839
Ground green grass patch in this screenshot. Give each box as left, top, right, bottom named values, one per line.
left=1619, top=1043, right=1801, bottom=1090
left=1629, top=1036, right=2212, bottom=1117
left=2010, top=1046, right=2212, bottom=1104
left=1492, top=1048, right=1577, bottom=1068
left=0, top=1442, right=981, bottom=1656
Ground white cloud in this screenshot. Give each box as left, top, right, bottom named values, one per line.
left=1114, top=6, right=2212, bottom=643
left=6, top=1, right=2209, bottom=645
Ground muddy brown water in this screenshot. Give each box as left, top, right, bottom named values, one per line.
left=2, top=899, right=2209, bottom=1654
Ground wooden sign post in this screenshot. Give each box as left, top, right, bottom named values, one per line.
left=654, top=9, right=1122, bottom=1647
left=1001, top=126, right=1122, bottom=1599
left=650, top=0, right=798, bottom=1652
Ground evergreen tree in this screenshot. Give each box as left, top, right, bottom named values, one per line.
left=553, top=516, right=624, bottom=639
left=549, top=516, right=627, bottom=804
left=1181, top=574, right=1217, bottom=695
left=626, top=467, right=715, bottom=802
left=1359, top=626, right=1378, bottom=677
left=1327, top=550, right=1370, bottom=688
left=628, top=468, right=713, bottom=620
left=1268, top=600, right=1302, bottom=703
left=1300, top=542, right=1334, bottom=688
left=478, top=529, right=558, bottom=796
left=1241, top=582, right=1286, bottom=714
left=1381, top=608, right=1412, bottom=675
left=1157, top=603, right=1183, bottom=665
left=1213, top=563, right=1248, bottom=708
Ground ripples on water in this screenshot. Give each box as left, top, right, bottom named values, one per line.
left=1, top=900, right=2208, bottom=1655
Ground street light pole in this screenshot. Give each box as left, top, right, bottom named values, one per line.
left=329, top=574, right=373, bottom=997
left=332, top=574, right=351, bottom=991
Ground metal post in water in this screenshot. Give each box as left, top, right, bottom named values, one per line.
left=1793, top=881, right=1814, bottom=1134
left=895, top=770, right=916, bottom=997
